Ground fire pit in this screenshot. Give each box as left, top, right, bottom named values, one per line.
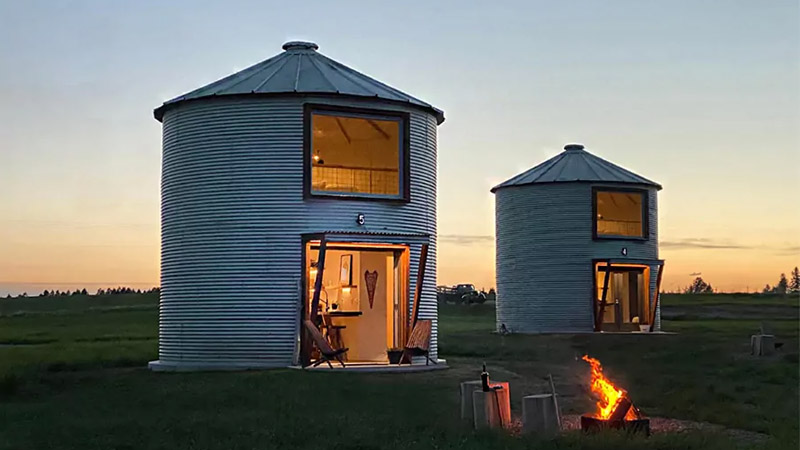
left=580, top=355, right=650, bottom=436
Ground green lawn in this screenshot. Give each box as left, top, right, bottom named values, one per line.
left=0, top=293, right=797, bottom=449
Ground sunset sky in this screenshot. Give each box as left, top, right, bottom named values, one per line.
left=1, top=1, right=798, bottom=296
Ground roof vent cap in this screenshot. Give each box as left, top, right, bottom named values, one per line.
left=564, top=143, right=585, bottom=152
left=282, top=41, right=319, bottom=52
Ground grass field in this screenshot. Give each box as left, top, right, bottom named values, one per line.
left=0, top=292, right=797, bottom=449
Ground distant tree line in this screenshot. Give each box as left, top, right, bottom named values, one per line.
left=684, top=277, right=714, bottom=294
left=93, top=287, right=160, bottom=296
left=3, top=287, right=160, bottom=299
left=680, top=267, right=799, bottom=295
left=762, top=267, right=800, bottom=295
left=39, top=288, right=89, bottom=297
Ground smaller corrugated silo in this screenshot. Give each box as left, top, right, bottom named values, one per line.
left=491, top=144, right=664, bottom=334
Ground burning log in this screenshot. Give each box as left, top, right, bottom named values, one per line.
left=607, top=396, right=632, bottom=422
left=580, top=355, right=650, bottom=435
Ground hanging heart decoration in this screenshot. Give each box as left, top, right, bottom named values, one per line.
left=364, top=270, right=379, bottom=309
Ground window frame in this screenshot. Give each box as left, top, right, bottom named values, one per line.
left=591, top=187, right=649, bottom=240
left=303, top=103, right=411, bottom=202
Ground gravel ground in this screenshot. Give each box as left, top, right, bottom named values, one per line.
left=503, top=414, right=770, bottom=446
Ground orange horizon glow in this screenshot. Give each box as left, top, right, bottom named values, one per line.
left=1, top=231, right=798, bottom=296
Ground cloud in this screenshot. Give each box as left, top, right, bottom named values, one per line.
left=660, top=238, right=750, bottom=250
left=438, top=234, right=494, bottom=245
left=688, top=272, right=702, bottom=276
left=662, top=238, right=800, bottom=255
left=775, top=246, right=800, bottom=256
left=435, top=233, right=799, bottom=255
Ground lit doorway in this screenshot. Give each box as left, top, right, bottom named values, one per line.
left=595, top=263, right=650, bottom=332
left=302, top=241, right=409, bottom=366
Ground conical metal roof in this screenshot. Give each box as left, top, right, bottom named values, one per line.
left=491, top=144, right=661, bottom=192
left=154, top=41, right=444, bottom=123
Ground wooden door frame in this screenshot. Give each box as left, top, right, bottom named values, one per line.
left=299, top=237, right=413, bottom=367
left=592, top=259, right=663, bottom=332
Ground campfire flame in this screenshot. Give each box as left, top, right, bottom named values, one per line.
left=582, top=355, right=638, bottom=420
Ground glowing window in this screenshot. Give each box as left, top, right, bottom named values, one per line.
left=308, top=108, right=405, bottom=199
left=594, top=190, right=646, bottom=238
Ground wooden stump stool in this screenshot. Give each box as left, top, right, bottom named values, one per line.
left=751, top=334, right=775, bottom=356
left=522, top=394, right=560, bottom=435
left=472, top=384, right=511, bottom=429
left=460, top=381, right=483, bottom=420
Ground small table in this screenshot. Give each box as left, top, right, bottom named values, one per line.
left=325, top=311, right=362, bottom=317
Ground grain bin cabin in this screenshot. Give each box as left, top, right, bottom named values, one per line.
left=149, top=42, right=444, bottom=371
left=491, top=144, right=664, bottom=334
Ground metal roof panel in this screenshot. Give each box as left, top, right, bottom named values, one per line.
left=492, top=144, right=661, bottom=192
left=154, top=42, right=444, bottom=123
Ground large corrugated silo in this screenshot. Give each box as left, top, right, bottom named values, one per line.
left=150, top=41, right=444, bottom=370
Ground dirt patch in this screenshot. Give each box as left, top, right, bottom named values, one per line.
left=559, top=414, right=769, bottom=445
left=501, top=414, right=769, bottom=445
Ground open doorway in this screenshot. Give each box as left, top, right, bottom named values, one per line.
left=303, top=241, right=409, bottom=365
left=594, top=263, right=650, bottom=332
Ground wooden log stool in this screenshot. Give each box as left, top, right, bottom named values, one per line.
left=460, top=381, right=483, bottom=420
left=751, top=334, right=775, bottom=356
left=472, top=383, right=511, bottom=429
left=522, top=394, right=560, bottom=435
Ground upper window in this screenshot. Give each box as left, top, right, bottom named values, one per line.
left=307, top=106, right=407, bottom=200
left=594, top=189, right=647, bottom=239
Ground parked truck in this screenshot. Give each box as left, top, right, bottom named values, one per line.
left=436, top=284, right=487, bottom=304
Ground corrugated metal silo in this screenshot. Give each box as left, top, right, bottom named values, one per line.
left=150, top=42, right=444, bottom=370
left=492, top=144, right=664, bottom=334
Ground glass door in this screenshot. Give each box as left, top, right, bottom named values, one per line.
left=596, top=264, right=650, bottom=332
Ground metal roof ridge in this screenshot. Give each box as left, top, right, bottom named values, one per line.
left=185, top=54, right=283, bottom=100
left=252, top=55, right=293, bottom=91
left=490, top=154, right=562, bottom=191
left=321, top=54, right=405, bottom=100
left=579, top=151, right=607, bottom=180
left=293, top=53, right=303, bottom=91
left=530, top=151, right=568, bottom=182
left=322, top=54, right=403, bottom=97
left=221, top=55, right=287, bottom=94
left=306, top=54, right=338, bottom=91
left=590, top=151, right=658, bottom=185
left=319, top=51, right=434, bottom=107
left=549, top=151, right=576, bottom=180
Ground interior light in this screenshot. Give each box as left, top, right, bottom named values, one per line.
left=342, top=287, right=351, bottom=294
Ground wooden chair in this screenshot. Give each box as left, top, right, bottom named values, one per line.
left=304, top=319, right=348, bottom=368
left=321, top=314, right=347, bottom=359
left=399, top=319, right=436, bottom=365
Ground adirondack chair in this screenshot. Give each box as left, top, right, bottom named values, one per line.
left=399, top=319, right=436, bottom=365
left=304, top=319, right=348, bottom=368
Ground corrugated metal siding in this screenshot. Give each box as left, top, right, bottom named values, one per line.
left=159, top=96, right=438, bottom=368
left=494, top=183, right=659, bottom=333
